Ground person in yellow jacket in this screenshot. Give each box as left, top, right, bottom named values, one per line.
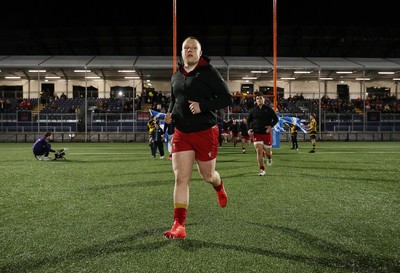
left=290, top=123, right=299, bottom=150
left=147, top=116, right=156, bottom=153
left=307, top=113, right=317, bottom=153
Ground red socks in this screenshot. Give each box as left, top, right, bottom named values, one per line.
left=213, top=180, right=223, bottom=191
left=173, top=207, right=187, bottom=225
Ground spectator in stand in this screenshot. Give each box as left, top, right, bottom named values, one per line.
left=49, top=100, right=57, bottom=110
left=4, top=98, right=13, bottom=110
left=135, top=95, right=141, bottom=111
left=147, top=90, right=154, bottom=103
left=60, top=92, right=68, bottom=100
left=19, top=99, right=28, bottom=109
left=26, top=99, right=32, bottom=109
left=40, top=91, right=47, bottom=106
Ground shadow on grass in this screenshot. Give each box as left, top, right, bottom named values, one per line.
left=0, top=228, right=170, bottom=273
left=227, top=222, right=399, bottom=273
left=290, top=168, right=398, bottom=183
left=2, top=223, right=398, bottom=272
left=84, top=179, right=171, bottom=190
left=217, top=159, right=243, bottom=163
left=177, top=237, right=399, bottom=272
left=56, top=157, right=154, bottom=164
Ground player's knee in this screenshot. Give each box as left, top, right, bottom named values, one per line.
left=199, top=172, right=213, bottom=183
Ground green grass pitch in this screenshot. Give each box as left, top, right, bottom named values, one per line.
left=1, top=141, right=399, bottom=273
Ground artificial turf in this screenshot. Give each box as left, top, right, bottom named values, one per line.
left=1, top=141, right=399, bottom=273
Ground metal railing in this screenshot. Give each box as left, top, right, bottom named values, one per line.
left=1, top=111, right=400, bottom=133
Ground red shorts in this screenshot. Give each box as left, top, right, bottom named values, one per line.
left=172, top=126, right=219, bottom=161
left=253, top=133, right=272, bottom=147
left=241, top=135, right=250, bottom=141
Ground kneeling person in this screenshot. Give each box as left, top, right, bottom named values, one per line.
left=32, top=131, right=57, bottom=161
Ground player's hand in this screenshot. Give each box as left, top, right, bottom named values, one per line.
left=165, top=113, right=172, bottom=124
left=188, top=100, right=200, bottom=114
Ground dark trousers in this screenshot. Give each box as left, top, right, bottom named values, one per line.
left=33, top=146, right=51, bottom=157
left=152, top=141, right=165, bottom=157
left=291, top=133, right=298, bottom=149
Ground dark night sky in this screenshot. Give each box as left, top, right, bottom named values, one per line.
left=0, top=0, right=398, bottom=57
left=1, top=0, right=397, bottom=29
